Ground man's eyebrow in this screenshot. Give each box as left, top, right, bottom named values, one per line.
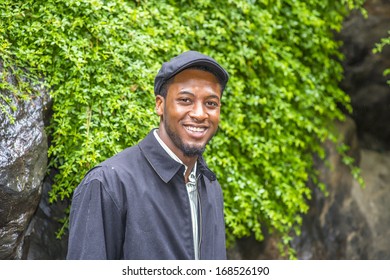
left=207, top=94, right=220, bottom=100
left=177, top=90, right=221, bottom=101
left=177, top=91, right=195, bottom=96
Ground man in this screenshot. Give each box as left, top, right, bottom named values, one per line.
left=66, top=50, right=229, bottom=260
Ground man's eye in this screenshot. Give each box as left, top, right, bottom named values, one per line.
left=179, top=98, right=191, bottom=103
left=206, top=101, right=219, bottom=107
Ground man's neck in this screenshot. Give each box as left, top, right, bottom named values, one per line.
left=153, top=129, right=198, bottom=182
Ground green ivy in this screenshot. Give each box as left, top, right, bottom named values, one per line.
left=0, top=0, right=365, bottom=258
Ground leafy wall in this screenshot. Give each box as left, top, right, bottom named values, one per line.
left=0, top=0, right=364, bottom=256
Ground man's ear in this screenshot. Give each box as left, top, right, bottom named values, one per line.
left=155, top=95, right=164, bottom=117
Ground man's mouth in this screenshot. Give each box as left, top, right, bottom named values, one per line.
left=184, top=126, right=207, bottom=133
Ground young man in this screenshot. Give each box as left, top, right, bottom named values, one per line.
left=66, top=50, right=229, bottom=260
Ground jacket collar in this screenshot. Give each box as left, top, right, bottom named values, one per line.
left=138, top=130, right=217, bottom=183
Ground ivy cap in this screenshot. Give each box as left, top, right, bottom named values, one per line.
left=154, top=50, right=229, bottom=96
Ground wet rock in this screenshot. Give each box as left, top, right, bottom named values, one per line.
left=0, top=61, right=50, bottom=259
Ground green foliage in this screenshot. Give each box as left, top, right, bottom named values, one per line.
left=0, top=0, right=364, bottom=256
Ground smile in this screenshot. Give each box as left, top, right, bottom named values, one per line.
left=184, top=126, right=207, bottom=133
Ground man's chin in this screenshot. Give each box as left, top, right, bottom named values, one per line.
left=182, top=145, right=205, bottom=157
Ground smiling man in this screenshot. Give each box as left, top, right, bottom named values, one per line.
left=66, top=51, right=229, bottom=260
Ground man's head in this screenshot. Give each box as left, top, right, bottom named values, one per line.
left=154, top=51, right=229, bottom=160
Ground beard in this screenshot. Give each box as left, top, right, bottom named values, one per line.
left=163, top=118, right=206, bottom=157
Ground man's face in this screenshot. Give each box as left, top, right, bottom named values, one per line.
left=156, top=68, right=222, bottom=159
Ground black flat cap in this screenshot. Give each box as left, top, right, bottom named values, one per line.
left=154, top=50, right=229, bottom=96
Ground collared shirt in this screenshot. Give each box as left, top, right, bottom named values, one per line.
left=153, top=129, right=199, bottom=260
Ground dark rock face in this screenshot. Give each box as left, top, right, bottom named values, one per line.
left=23, top=175, right=68, bottom=260
left=350, top=149, right=390, bottom=259
left=293, top=118, right=373, bottom=259
left=340, top=0, right=390, bottom=151
left=0, top=61, right=68, bottom=259
left=294, top=120, right=390, bottom=260
left=0, top=62, right=51, bottom=259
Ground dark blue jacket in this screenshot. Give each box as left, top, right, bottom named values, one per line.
left=66, top=130, right=226, bottom=259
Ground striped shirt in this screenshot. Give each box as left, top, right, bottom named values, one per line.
left=153, top=129, right=199, bottom=260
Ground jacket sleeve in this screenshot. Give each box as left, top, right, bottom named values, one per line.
left=66, top=176, right=124, bottom=259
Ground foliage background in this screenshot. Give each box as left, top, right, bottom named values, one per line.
left=0, top=0, right=365, bottom=256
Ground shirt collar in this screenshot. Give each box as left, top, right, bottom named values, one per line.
left=138, top=129, right=216, bottom=183
left=153, top=129, right=197, bottom=177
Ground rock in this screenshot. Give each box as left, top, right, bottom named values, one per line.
left=23, top=175, right=69, bottom=260
left=0, top=61, right=51, bottom=259
left=227, top=229, right=283, bottom=260
left=293, top=118, right=372, bottom=259
left=294, top=118, right=390, bottom=259
left=350, top=149, right=390, bottom=259
left=339, top=0, right=390, bottom=150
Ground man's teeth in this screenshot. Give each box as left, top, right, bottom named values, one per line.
left=185, top=126, right=205, bottom=132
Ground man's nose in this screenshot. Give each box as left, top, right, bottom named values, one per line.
left=189, top=101, right=207, bottom=121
